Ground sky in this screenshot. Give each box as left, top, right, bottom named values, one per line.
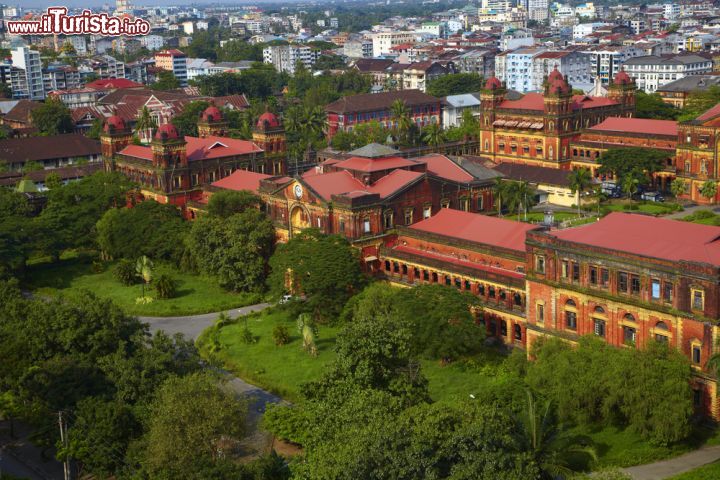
left=16, top=0, right=301, bottom=7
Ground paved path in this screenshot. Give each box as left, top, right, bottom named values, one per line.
left=141, top=302, right=282, bottom=458
left=623, top=445, right=720, bottom=480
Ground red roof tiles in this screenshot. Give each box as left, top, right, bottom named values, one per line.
left=334, top=155, right=416, bottom=172
left=589, top=117, right=678, bottom=137
left=212, top=170, right=270, bottom=192
left=409, top=208, right=540, bottom=253
left=85, top=78, right=143, bottom=90
left=420, top=154, right=474, bottom=183
left=697, top=102, right=720, bottom=122
left=119, top=136, right=262, bottom=161
left=551, top=212, right=720, bottom=266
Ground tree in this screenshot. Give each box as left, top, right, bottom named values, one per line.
left=152, top=70, right=180, bottom=90
left=86, top=118, right=104, bottom=140
left=0, top=189, right=34, bottom=273
left=422, top=123, right=445, bottom=150
left=268, top=229, right=365, bottom=321
left=171, top=100, right=210, bottom=137
left=513, top=391, right=597, bottom=479
left=187, top=208, right=275, bottom=292
left=135, top=255, right=153, bottom=298
left=680, top=85, right=720, bottom=122
left=598, top=148, right=666, bottom=187
left=139, top=372, right=247, bottom=477
left=390, top=99, right=413, bottom=145
left=622, top=174, right=639, bottom=200
left=31, top=96, right=73, bottom=135
left=426, top=73, right=484, bottom=97
left=700, top=180, right=717, bottom=202
left=568, top=168, right=593, bottom=214
left=134, top=106, right=157, bottom=142
left=459, top=107, right=479, bottom=140
left=207, top=190, right=260, bottom=219
left=493, top=178, right=509, bottom=216
left=671, top=178, right=687, bottom=199
left=635, top=91, right=680, bottom=120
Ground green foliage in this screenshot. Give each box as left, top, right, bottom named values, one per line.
left=207, top=190, right=260, bottom=218
left=268, top=229, right=365, bottom=321
left=216, top=40, right=264, bottom=62
left=671, top=178, right=687, bottom=198
left=31, top=96, right=73, bottom=135
left=313, top=53, right=347, bottom=70
left=86, top=117, right=104, bottom=140
left=598, top=148, right=666, bottom=188
left=262, top=403, right=309, bottom=444
left=679, top=85, right=720, bottom=122
left=154, top=273, right=177, bottom=299
left=171, top=100, right=210, bottom=137
left=635, top=91, right=680, bottom=120
left=95, top=200, right=188, bottom=263
left=113, top=259, right=136, bottom=286
left=526, top=337, right=693, bottom=445
left=192, top=64, right=288, bottom=99
left=426, top=72, right=484, bottom=97
left=152, top=70, right=180, bottom=90
left=272, top=324, right=290, bottom=346
left=286, top=67, right=370, bottom=108
left=700, top=180, right=717, bottom=201
left=187, top=209, right=275, bottom=292
left=138, top=372, right=247, bottom=477
left=44, top=171, right=63, bottom=190
left=0, top=188, right=34, bottom=273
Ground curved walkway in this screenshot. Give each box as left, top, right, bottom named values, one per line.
left=623, top=445, right=720, bottom=480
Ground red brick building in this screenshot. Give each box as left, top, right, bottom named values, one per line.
left=325, top=90, right=441, bottom=138
left=525, top=212, right=720, bottom=418
left=478, top=69, right=636, bottom=169
left=676, top=103, right=720, bottom=203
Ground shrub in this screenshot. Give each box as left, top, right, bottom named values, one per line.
left=272, top=325, right=290, bottom=346
left=262, top=404, right=310, bottom=445
left=241, top=326, right=256, bottom=344
left=114, top=259, right=136, bottom=286
left=154, top=274, right=177, bottom=299
left=91, top=260, right=105, bottom=273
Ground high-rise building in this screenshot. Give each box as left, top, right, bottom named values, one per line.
left=11, top=47, right=44, bottom=100
left=116, top=0, right=131, bottom=15
left=154, top=49, right=188, bottom=86
left=263, top=45, right=317, bottom=75
left=526, top=0, right=549, bottom=22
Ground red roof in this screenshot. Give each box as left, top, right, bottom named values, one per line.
left=185, top=136, right=262, bottom=161
left=256, top=111, right=280, bottom=128
left=119, top=144, right=153, bottom=160
left=420, top=154, right=473, bottom=182
left=85, top=78, right=143, bottom=90
left=409, top=209, right=539, bottom=253
left=697, top=102, right=720, bottom=122
left=551, top=212, right=720, bottom=266
left=334, top=156, right=416, bottom=172
left=499, top=93, right=546, bottom=110
left=589, top=117, right=678, bottom=137
left=156, top=49, right=185, bottom=57
left=368, top=169, right=423, bottom=197
left=391, top=245, right=525, bottom=279
left=155, top=123, right=179, bottom=140
left=571, top=95, right=618, bottom=109
left=212, top=170, right=270, bottom=192
left=303, top=170, right=365, bottom=200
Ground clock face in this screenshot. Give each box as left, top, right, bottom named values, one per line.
left=294, top=184, right=303, bottom=199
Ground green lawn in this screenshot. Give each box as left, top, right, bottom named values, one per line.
left=602, top=201, right=683, bottom=216
left=682, top=210, right=720, bottom=226
left=201, top=307, right=720, bottom=468
left=669, top=461, right=720, bottom=479
left=24, top=255, right=261, bottom=317
left=508, top=211, right=582, bottom=223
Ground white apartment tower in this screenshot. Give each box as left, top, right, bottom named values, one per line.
left=11, top=47, right=44, bottom=100
left=263, top=45, right=317, bottom=74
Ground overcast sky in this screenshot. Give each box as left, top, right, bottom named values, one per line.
left=16, top=0, right=295, bottom=7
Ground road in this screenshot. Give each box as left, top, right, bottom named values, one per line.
left=623, top=445, right=720, bottom=480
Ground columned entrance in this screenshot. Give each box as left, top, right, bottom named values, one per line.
left=290, top=204, right=310, bottom=235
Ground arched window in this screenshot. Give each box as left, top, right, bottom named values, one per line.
left=594, top=306, right=605, bottom=314
left=566, top=299, right=576, bottom=307
left=655, top=321, right=669, bottom=331
left=565, top=299, right=577, bottom=330
left=624, top=313, right=636, bottom=322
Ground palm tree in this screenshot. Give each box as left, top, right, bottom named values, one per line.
left=135, top=255, right=154, bottom=298
left=390, top=99, right=412, bottom=144
left=622, top=175, right=639, bottom=201
left=514, top=390, right=597, bottom=480
left=134, top=106, right=157, bottom=143
left=671, top=178, right=686, bottom=200
left=514, top=180, right=535, bottom=221
left=568, top=168, right=593, bottom=215
left=460, top=108, right=479, bottom=140
left=700, top=180, right=717, bottom=202
left=422, top=123, right=445, bottom=151
left=493, top=178, right=509, bottom=216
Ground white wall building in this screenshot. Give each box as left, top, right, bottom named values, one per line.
left=624, top=54, right=713, bottom=93
left=527, top=0, right=550, bottom=22
left=442, top=93, right=480, bottom=128
left=263, top=44, right=318, bottom=74
left=371, top=31, right=416, bottom=57
left=499, top=46, right=546, bottom=92
left=531, top=51, right=592, bottom=92
left=580, top=45, right=644, bottom=85
left=11, top=47, right=44, bottom=100
left=500, top=28, right=535, bottom=51
left=140, top=35, right=165, bottom=51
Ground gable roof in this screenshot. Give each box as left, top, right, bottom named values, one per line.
left=119, top=135, right=262, bottom=161
left=491, top=162, right=571, bottom=187
left=497, top=92, right=618, bottom=111
left=3, top=99, right=40, bottom=124
left=696, top=102, right=720, bottom=122
left=347, top=143, right=401, bottom=158
left=334, top=155, right=416, bottom=172
left=212, top=170, right=270, bottom=192
left=325, top=90, right=439, bottom=114
left=588, top=117, right=678, bottom=137
left=0, top=134, right=100, bottom=163
left=550, top=212, right=720, bottom=266
left=419, top=154, right=474, bottom=183
left=409, top=208, right=540, bottom=253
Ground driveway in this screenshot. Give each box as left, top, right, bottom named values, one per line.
left=623, top=444, right=720, bottom=479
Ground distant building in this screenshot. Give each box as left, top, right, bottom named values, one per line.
left=371, top=31, right=416, bottom=57
left=11, top=47, right=44, bottom=100
left=139, top=35, right=165, bottom=51
left=154, top=49, right=188, bottom=86
left=442, top=93, right=480, bottom=128
left=623, top=54, right=713, bottom=93
left=263, top=44, right=317, bottom=75
left=657, top=75, right=720, bottom=108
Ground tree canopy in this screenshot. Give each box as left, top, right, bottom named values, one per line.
left=597, top=148, right=667, bottom=186
left=152, top=70, right=181, bottom=91
left=31, top=96, right=74, bottom=135
left=634, top=91, right=680, bottom=120
left=426, top=73, right=484, bottom=98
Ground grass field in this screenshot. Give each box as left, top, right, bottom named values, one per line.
left=602, top=201, right=683, bottom=216
left=668, top=460, right=720, bottom=479
left=24, top=255, right=261, bottom=317
left=201, top=306, right=720, bottom=468
left=682, top=210, right=720, bottom=226
left=507, top=211, right=582, bottom=223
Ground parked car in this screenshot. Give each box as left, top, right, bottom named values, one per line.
left=641, top=191, right=665, bottom=202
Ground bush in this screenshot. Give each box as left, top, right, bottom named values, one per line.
left=154, top=274, right=177, bottom=299
left=113, top=259, right=136, bottom=286
left=241, top=326, right=256, bottom=344
left=261, top=404, right=309, bottom=445
left=272, top=325, right=290, bottom=346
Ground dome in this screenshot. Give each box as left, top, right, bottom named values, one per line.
left=484, top=76, right=502, bottom=90
left=154, top=123, right=179, bottom=140
left=548, top=66, right=564, bottom=83
left=549, top=78, right=571, bottom=95
left=201, top=105, right=223, bottom=122
left=256, top=111, right=280, bottom=129
left=103, top=115, right=126, bottom=133
left=614, top=69, right=632, bottom=85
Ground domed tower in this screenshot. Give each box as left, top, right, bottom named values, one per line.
left=253, top=109, right=287, bottom=175
left=197, top=105, right=228, bottom=138
left=479, top=77, right=506, bottom=155
left=151, top=124, right=188, bottom=192
left=608, top=69, right=636, bottom=117
left=543, top=67, right=573, bottom=117
left=100, top=115, right=132, bottom=172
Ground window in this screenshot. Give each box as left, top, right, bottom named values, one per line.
left=692, top=289, right=704, bottom=310
left=594, top=319, right=606, bottom=337
left=363, top=218, right=371, bottom=233
left=692, top=345, right=702, bottom=364
left=441, top=199, right=450, bottom=209
left=500, top=320, right=507, bottom=336
left=565, top=299, right=577, bottom=330
left=383, top=210, right=394, bottom=229
left=536, top=255, right=546, bottom=274
left=572, top=263, right=580, bottom=282
left=651, top=279, right=661, bottom=299
left=589, top=266, right=598, bottom=285
left=404, top=208, right=413, bottom=225
left=488, top=286, right=495, bottom=298
left=694, top=389, right=702, bottom=407
left=339, top=218, right=345, bottom=233
left=423, top=205, right=431, bottom=218
left=601, top=268, right=609, bottom=287
left=630, top=275, right=640, bottom=295
left=561, top=260, right=569, bottom=278
left=655, top=333, right=668, bottom=343
left=623, top=326, right=636, bottom=345
left=478, top=283, right=485, bottom=295
left=514, top=324, right=522, bottom=340
left=536, top=303, right=544, bottom=323
left=663, top=282, right=673, bottom=302
left=618, top=271, right=628, bottom=292
left=476, top=196, right=484, bottom=211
